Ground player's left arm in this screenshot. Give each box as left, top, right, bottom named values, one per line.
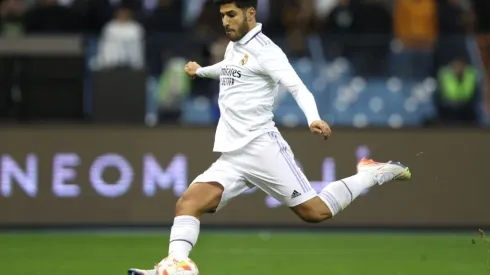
left=258, top=45, right=331, bottom=139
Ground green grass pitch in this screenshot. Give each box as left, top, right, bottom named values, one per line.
left=2, top=231, right=489, bottom=274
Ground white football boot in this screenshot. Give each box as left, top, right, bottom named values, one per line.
left=357, top=158, right=411, bottom=184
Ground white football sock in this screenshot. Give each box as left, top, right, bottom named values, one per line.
left=168, top=215, right=200, bottom=258
left=318, top=172, right=375, bottom=216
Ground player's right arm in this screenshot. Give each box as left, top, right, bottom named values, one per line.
left=184, top=61, right=223, bottom=80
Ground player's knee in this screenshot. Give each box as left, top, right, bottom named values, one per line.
left=297, top=210, right=327, bottom=224
left=175, top=182, right=224, bottom=217
left=291, top=197, right=333, bottom=224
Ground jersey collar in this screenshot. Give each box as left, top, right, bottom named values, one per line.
left=237, top=23, right=263, bottom=45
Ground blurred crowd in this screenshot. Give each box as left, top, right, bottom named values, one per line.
left=1, top=0, right=489, bottom=71
left=0, top=0, right=489, bottom=126
left=1, top=0, right=489, bottom=69
left=1, top=0, right=489, bottom=38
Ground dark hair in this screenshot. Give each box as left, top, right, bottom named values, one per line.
left=213, top=0, right=258, bottom=10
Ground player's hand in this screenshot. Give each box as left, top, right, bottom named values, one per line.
left=184, top=61, right=201, bottom=79
left=310, top=120, right=331, bottom=140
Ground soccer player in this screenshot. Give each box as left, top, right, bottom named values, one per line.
left=129, top=1, right=411, bottom=274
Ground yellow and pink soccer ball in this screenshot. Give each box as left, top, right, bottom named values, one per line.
left=155, top=255, right=199, bottom=275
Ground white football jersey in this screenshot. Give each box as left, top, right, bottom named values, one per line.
left=197, top=23, right=321, bottom=153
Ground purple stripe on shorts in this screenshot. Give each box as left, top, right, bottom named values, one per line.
left=270, top=132, right=311, bottom=193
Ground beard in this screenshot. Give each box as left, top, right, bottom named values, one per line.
left=227, top=17, right=250, bottom=42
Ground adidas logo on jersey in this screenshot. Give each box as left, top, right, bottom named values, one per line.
left=291, top=190, right=301, bottom=199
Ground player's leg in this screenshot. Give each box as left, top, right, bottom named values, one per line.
left=169, top=155, right=251, bottom=258
left=128, top=156, right=250, bottom=275
left=128, top=181, right=223, bottom=275
left=168, top=181, right=223, bottom=259
left=290, top=169, right=378, bottom=223
left=293, top=158, right=411, bottom=222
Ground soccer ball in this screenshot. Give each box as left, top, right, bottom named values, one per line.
left=155, top=255, right=199, bottom=275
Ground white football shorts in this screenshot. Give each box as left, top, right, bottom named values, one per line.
left=190, top=132, right=317, bottom=211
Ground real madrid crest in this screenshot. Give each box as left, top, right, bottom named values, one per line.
left=240, top=54, right=249, bottom=66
